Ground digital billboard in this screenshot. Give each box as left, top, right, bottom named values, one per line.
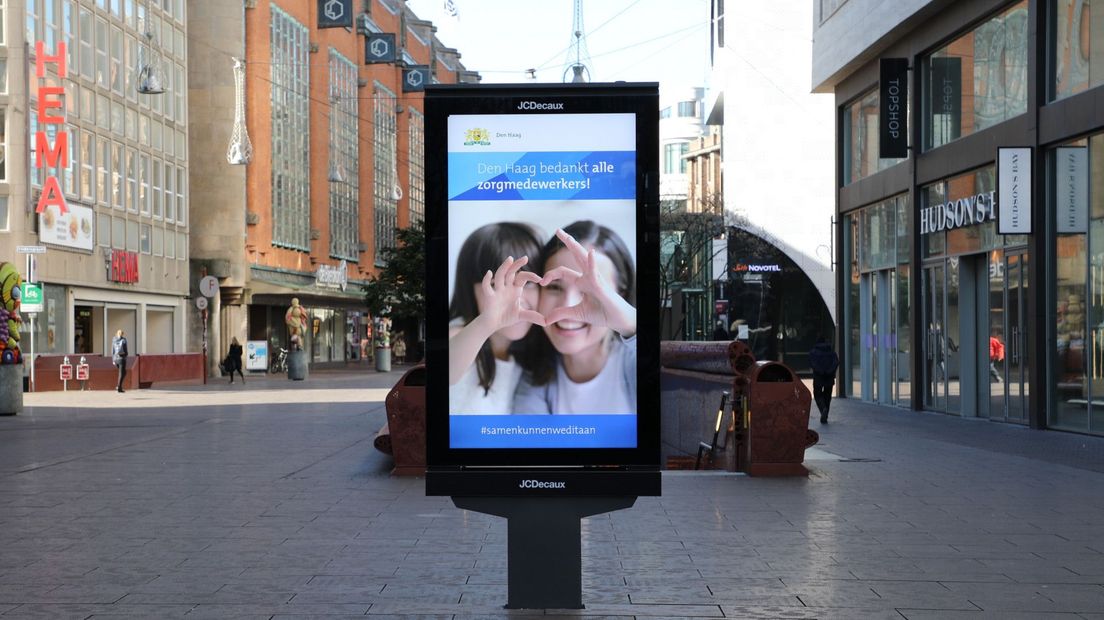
left=425, top=83, right=660, bottom=495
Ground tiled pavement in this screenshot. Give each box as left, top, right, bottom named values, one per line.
left=1, top=368, right=1103, bottom=619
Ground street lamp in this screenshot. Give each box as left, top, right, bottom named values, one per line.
left=134, top=0, right=167, bottom=95
left=226, top=58, right=253, bottom=165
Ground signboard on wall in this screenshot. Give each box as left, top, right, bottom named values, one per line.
left=423, top=83, right=660, bottom=497
left=878, top=58, right=909, bottom=159
left=38, top=202, right=94, bottom=251
left=246, top=340, right=269, bottom=371
left=997, top=147, right=1032, bottom=235
left=402, top=66, right=429, bottom=92
left=1056, top=146, right=1088, bottom=234
left=365, top=33, right=396, bottom=64
left=317, top=0, right=353, bottom=28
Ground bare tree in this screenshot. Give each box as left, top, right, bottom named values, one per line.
left=659, top=192, right=733, bottom=340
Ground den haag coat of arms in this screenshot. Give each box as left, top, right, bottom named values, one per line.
left=464, top=128, right=490, bottom=145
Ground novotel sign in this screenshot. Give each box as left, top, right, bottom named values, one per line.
left=33, top=42, right=70, bottom=216
left=920, top=190, right=997, bottom=235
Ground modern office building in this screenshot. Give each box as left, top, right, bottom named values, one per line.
left=0, top=0, right=191, bottom=360
left=705, top=0, right=835, bottom=367
left=814, top=0, right=1104, bottom=434
left=188, top=0, right=476, bottom=372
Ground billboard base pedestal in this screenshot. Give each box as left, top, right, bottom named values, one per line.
left=453, top=496, right=635, bottom=609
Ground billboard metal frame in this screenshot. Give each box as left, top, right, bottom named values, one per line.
left=423, top=82, right=661, bottom=497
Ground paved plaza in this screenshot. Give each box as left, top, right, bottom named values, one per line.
left=1, top=368, right=1104, bottom=619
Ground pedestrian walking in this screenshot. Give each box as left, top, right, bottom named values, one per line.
left=226, top=337, right=245, bottom=383
left=808, top=337, right=839, bottom=424
left=989, top=328, right=1005, bottom=383
left=393, top=333, right=407, bottom=365
left=712, top=320, right=731, bottom=341
left=111, top=329, right=129, bottom=393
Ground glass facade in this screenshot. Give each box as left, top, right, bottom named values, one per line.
left=328, top=48, right=358, bottom=261
left=841, top=89, right=904, bottom=184
left=408, top=108, right=425, bottom=225
left=269, top=6, right=310, bottom=251
left=1049, top=132, right=1104, bottom=433
left=1052, top=0, right=1104, bottom=100
left=842, top=194, right=911, bottom=406
left=27, top=0, right=187, bottom=257
left=922, top=1, right=1028, bottom=150
left=373, top=82, right=398, bottom=264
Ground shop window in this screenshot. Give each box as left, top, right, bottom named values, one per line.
left=1052, top=0, right=1103, bottom=100
left=841, top=89, right=905, bottom=185
left=1049, top=133, right=1104, bottom=434
left=0, top=196, right=8, bottom=232
left=922, top=1, right=1028, bottom=150
left=0, top=59, right=7, bottom=94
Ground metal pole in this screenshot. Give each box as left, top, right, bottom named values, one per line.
left=202, top=307, right=208, bottom=385
left=29, top=314, right=35, bottom=392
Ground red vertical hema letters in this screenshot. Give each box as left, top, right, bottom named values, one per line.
left=34, top=41, right=69, bottom=215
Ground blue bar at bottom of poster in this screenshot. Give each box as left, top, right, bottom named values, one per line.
left=450, top=415, right=637, bottom=448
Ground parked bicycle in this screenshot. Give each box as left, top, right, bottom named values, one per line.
left=269, top=347, right=289, bottom=374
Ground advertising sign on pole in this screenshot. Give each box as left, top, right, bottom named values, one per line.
left=20, top=283, right=44, bottom=314
left=879, top=58, right=909, bottom=159
left=364, top=33, right=396, bottom=64
left=424, top=83, right=661, bottom=498
left=997, top=146, right=1032, bottom=235
left=316, top=0, right=352, bottom=28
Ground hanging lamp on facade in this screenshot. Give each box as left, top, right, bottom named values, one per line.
left=226, top=57, right=253, bottom=165
left=134, top=0, right=167, bottom=94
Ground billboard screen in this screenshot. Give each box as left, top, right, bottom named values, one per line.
left=425, top=84, right=660, bottom=492
left=446, top=112, right=638, bottom=447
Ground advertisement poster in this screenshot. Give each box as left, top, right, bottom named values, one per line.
left=246, top=340, right=268, bottom=371
left=446, top=112, right=638, bottom=449
left=38, top=203, right=94, bottom=251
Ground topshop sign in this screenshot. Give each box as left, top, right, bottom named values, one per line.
left=919, top=190, right=997, bottom=235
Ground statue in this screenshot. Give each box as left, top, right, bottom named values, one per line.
left=0, top=263, right=24, bottom=366
left=285, top=297, right=308, bottom=351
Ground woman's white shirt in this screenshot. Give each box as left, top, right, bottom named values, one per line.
left=450, top=357, right=522, bottom=415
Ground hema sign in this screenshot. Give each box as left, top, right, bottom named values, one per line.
left=423, top=83, right=661, bottom=497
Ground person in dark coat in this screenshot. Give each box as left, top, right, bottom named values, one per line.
left=111, top=329, right=129, bottom=393
left=711, top=320, right=731, bottom=341
left=808, top=337, right=839, bottom=424
left=226, top=337, right=245, bottom=384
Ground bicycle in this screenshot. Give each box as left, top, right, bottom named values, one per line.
left=269, top=347, right=289, bottom=374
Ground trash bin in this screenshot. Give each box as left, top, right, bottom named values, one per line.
left=744, top=361, right=815, bottom=476
left=383, top=364, right=426, bottom=476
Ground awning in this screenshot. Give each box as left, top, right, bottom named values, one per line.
left=247, top=275, right=368, bottom=311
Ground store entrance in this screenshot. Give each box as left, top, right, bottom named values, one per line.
left=988, top=250, right=1030, bottom=423
left=923, top=259, right=961, bottom=414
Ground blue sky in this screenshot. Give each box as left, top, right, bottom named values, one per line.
left=405, top=0, right=712, bottom=89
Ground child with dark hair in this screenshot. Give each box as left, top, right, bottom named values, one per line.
left=449, top=223, right=545, bottom=414
left=514, top=221, right=637, bottom=414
